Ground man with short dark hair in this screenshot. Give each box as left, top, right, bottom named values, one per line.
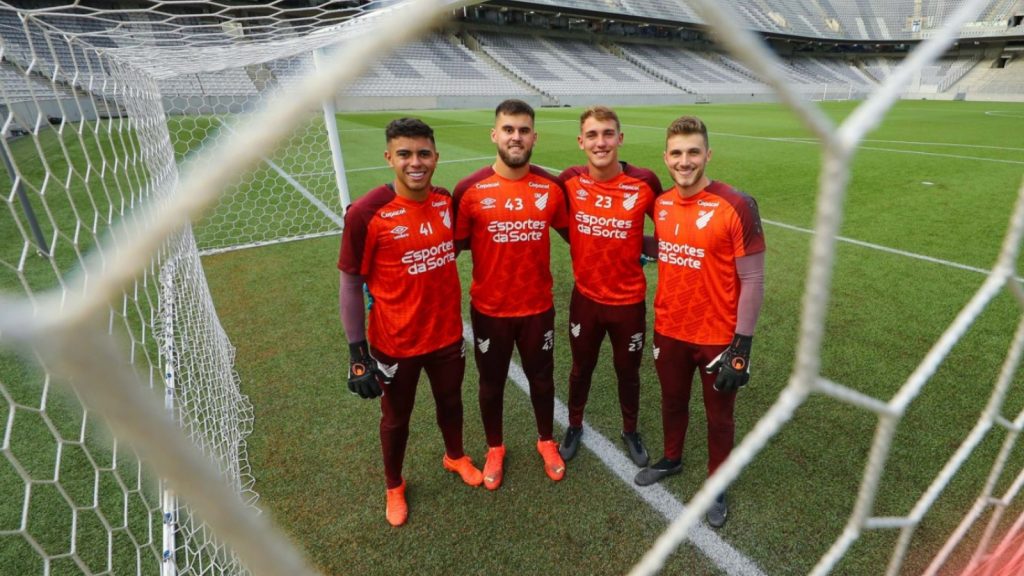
left=339, top=117, right=482, bottom=527
left=635, top=115, right=766, bottom=530
left=454, top=99, right=569, bottom=490
left=558, top=105, right=662, bottom=468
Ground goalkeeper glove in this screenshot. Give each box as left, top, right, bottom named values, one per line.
left=706, top=334, right=752, bottom=393
left=348, top=340, right=386, bottom=399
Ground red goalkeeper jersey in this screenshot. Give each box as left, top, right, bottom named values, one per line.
left=653, top=181, right=766, bottom=345
left=454, top=166, right=568, bottom=317
left=560, top=163, right=662, bottom=306
left=338, top=185, right=462, bottom=358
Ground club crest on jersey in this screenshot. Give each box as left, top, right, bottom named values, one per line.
left=534, top=192, right=549, bottom=210
left=441, top=209, right=452, bottom=229
left=377, top=360, right=398, bottom=380
left=696, top=209, right=715, bottom=230
left=390, top=225, right=410, bottom=239
left=476, top=338, right=490, bottom=354
left=575, top=188, right=588, bottom=200
left=542, top=330, right=554, bottom=351
left=623, top=192, right=639, bottom=211
left=628, top=332, right=644, bottom=352
left=481, top=197, right=497, bottom=210
left=570, top=322, right=581, bottom=338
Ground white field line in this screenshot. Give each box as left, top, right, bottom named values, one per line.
left=984, top=111, right=1024, bottom=119
left=459, top=323, right=767, bottom=576
left=337, top=119, right=578, bottom=133
left=345, top=155, right=494, bottom=173
left=621, top=124, right=1024, bottom=166
left=797, top=138, right=1024, bottom=152
left=763, top=219, right=1024, bottom=283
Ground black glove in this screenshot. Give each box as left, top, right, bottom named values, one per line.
left=706, top=334, right=752, bottom=393
left=348, top=340, right=385, bottom=399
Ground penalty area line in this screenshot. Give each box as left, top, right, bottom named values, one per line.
left=461, top=322, right=766, bottom=576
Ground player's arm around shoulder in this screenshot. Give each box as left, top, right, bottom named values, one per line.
left=452, top=175, right=475, bottom=254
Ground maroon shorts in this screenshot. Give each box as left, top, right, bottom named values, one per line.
left=470, top=306, right=556, bottom=446
left=566, top=287, right=646, bottom=432
left=651, top=331, right=734, bottom=476
left=371, top=338, right=466, bottom=488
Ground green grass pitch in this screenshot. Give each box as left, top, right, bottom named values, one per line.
left=3, top=99, right=1024, bottom=575
left=200, top=100, right=1024, bottom=575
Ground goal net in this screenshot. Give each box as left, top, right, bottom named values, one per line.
left=0, top=0, right=1021, bottom=575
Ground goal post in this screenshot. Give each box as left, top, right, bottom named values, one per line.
left=0, top=2, right=473, bottom=575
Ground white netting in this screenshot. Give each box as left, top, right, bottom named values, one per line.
left=0, top=1, right=470, bottom=575
left=0, top=0, right=1022, bottom=575
left=628, top=0, right=1024, bottom=575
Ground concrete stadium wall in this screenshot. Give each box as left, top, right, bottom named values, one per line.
left=4, top=97, right=98, bottom=131
left=332, top=95, right=546, bottom=111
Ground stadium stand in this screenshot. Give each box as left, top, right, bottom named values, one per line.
left=615, top=43, right=772, bottom=95
left=0, top=1, right=1020, bottom=110
left=860, top=54, right=983, bottom=93
left=955, top=53, right=1024, bottom=100
left=342, top=33, right=532, bottom=98
left=471, top=31, right=686, bottom=105
left=500, top=0, right=1023, bottom=39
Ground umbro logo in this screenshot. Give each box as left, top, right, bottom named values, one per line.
left=535, top=192, right=549, bottom=210
left=481, top=197, right=497, bottom=210
left=623, top=192, right=639, bottom=211
left=390, top=225, right=409, bottom=239
left=476, top=338, right=490, bottom=354
left=696, top=210, right=715, bottom=230
left=657, top=209, right=668, bottom=221
left=575, top=189, right=588, bottom=200
left=570, top=322, right=581, bottom=338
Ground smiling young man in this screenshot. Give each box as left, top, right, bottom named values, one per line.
left=454, top=99, right=569, bottom=490
left=635, top=116, right=766, bottom=530
left=338, top=118, right=482, bottom=527
left=557, top=106, right=662, bottom=467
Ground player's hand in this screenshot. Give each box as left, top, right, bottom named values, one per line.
left=706, top=334, right=752, bottom=393
left=348, top=340, right=384, bottom=399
